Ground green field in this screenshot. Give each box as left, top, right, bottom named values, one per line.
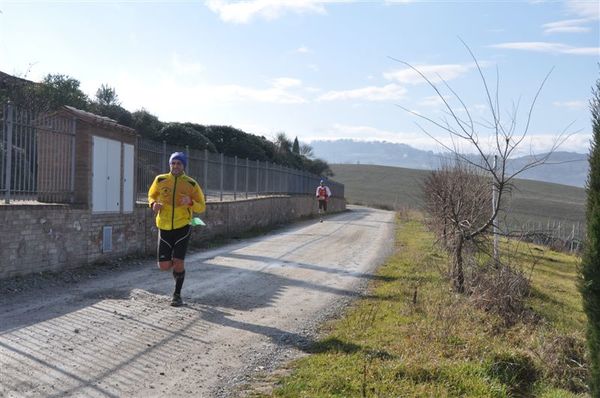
left=331, top=163, right=587, bottom=239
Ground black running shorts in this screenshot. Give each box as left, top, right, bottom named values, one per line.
left=158, top=225, right=191, bottom=262
left=318, top=199, right=328, bottom=211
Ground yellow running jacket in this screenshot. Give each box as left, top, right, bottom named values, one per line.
left=148, top=172, right=206, bottom=230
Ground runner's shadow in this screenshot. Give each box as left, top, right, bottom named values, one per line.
left=197, top=307, right=314, bottom=352
left=171, top=261, right=365, bottom=311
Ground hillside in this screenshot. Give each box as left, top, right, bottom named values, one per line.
left=313, top=139, right=589, bottom=188
left=331, top=163, right=587, bottom=237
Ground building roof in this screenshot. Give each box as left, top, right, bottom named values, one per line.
left=0, top=71, right=34, bottom=87
left=61, top=105, right=137, bottom=135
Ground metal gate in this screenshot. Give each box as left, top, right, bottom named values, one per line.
left=1, top=103, right=76, bottom=203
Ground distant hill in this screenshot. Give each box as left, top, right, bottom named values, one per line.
left=311, top=139, right=589, bottom=188
left=505, top=151, right=589, bottom=188
left=312, top=139, right=440, bottom=170
left=330, top=163, right=587, bottom=239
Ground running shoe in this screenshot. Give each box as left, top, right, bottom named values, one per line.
left=170, top=293, right=183, bottom=307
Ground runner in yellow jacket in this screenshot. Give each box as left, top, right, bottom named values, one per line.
left=148, top=151, right=206, bottom=307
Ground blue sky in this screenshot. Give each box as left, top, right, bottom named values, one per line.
left=0, top=0, right=598, bottom=155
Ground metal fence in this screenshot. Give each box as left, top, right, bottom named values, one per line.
left=1, top=103, right=76, bottom=204
left=136, top=138, right=344, bottom=202
left=510, top=218, right=585, bottom=254
left=1, top=102, right=343, bottom=204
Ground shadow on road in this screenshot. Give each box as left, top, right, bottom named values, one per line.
left=0, top=206, right=395, bottom=397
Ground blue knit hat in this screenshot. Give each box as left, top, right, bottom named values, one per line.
left=169, top=152, right=187, bottom=168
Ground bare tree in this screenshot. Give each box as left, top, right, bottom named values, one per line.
left=397, top=42, right=570, bottom=293
left=300, top=143, right=314, bottom=158
left=423, top=159, right=491, bottom=292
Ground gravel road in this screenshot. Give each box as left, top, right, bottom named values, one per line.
left=0, top=205, right=396, bottom=398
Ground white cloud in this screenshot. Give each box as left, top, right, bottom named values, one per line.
left=383, top=63, right=479, bottom=85
left=305, top=86, right=321, bottom=93
left=566, top=0, right=600, bottom=19
left=522, top=132, right=592, bottom=154
left=171, top=53, right=203, bottom=75
left=532, top=0, right=599, bottom=20
left=561, top=132, right=593, bottom=153
left=552, top=100, right=588, bottom=110
left=271, top=77, right=303, bottom=89
left=472, top=103, right=488, bottom=113
left=111, top=72, right=308, bottom=124
left=296, top=46, right=310, bottom=53
left=414, top=97, right=488, bottom=116
left=317, top=83, right=407, bottom=102
left=533, top=1, right=598, bottom=36
left=417, top=95, right=444, bottom=107
left=542, top=18, right=591, bottom=34
left=491, top=41, right=599, bottom=56
left=209, top=80, right=307, bottom=104
left=205, top=0, right=331, bottom=23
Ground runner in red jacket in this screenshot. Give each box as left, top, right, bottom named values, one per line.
left=315, top=180, right=332, bottom=222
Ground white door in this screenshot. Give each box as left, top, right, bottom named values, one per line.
left=92, top=136, right=108, bottom=212
left=123, top=143, right=134, bottom=213
left=106, top=139, right=121, bottom=212
left=92, top=136, right=121, bottom=213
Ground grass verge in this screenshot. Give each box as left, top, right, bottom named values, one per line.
left=254, top=213, right=588, bottom=397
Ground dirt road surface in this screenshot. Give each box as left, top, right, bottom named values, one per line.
left=0, top=206, right=396, bottom=397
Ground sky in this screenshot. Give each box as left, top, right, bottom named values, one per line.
left=0, top=0, right=598, bottom=156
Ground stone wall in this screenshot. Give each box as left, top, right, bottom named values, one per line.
left=0, top=196, right=344, bottom=279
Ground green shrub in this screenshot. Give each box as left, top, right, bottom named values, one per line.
left=485, top=352, right=538, bottom=395
left=158, top=123, right=216, bottom=152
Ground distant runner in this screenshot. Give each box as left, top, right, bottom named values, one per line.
left=315, top=179, right=332, bottom=223
left=148, top=152, right=206, bottom=307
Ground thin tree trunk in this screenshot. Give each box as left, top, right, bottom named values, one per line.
left=453, top=234, right=465, bottom=293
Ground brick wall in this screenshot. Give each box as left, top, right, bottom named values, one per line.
left=0, top=196, right=344, bottom=279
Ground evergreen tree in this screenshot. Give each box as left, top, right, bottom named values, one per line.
left=95, top=84, right=119, bottom=106
left=581, top=74, right=600, bottom=396
left=292, top=137, right=300, bottom=154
